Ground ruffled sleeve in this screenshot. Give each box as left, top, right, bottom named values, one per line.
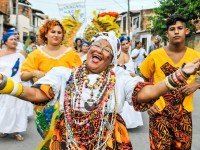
left=132, top=82, right=158, bottom=111
left=21, top=49, right=40, bottom=72
left=34, top=67, right=72, bottom=111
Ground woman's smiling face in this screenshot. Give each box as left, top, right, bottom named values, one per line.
left=86, top=39, right=113, bottom=74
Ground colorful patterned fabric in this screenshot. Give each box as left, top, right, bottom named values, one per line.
left=47, top=113, right=132, bottom=150
left=133, top=82, right=192, bottom=149
left=132, top=82, right=157, bottom=111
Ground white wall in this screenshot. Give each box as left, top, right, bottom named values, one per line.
left=10, top=14, right=30, bottom=42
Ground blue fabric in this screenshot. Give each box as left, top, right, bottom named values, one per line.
left=2, top=32, right=15, bottom=43
left=11, top=58, right=20, bottom=77
left=7, top=27, right=19, bottom=33
left=81, top=41, right=89, bottom=46
left=119, top=35, right=130, bottom=43
left=75, top=37, right=82, bottom=43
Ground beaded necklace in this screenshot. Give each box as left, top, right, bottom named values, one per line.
left=63, top=64, right=117, bottom=149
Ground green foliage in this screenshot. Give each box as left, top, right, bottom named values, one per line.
left=23, top=34, right=31, bottom=51
left=148, top=0, right=200, bottom=43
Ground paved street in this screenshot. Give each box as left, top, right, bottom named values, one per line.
left=0, top=90, right=200, bottom=150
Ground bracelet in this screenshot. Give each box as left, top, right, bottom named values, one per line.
left=168, top=74, right=178, bottom=87
left=180, top=63, right=190, bottom=79
left=164, top=76, right=176, bottom=90
left=175, top=69, right=185, bottom=83
left=0, top=74, right=7, bottom=90
left=171, top=72, right=182, bottom=85
left=0, top=77, right=23, bottom=96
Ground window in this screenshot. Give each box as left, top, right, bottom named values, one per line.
left=123, top=16, right=126, bottom=32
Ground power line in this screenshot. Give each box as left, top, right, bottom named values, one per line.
left=112, top=0, right=127, bottom=11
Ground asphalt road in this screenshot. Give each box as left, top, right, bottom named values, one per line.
left=0, top=90, right=200, bottom=150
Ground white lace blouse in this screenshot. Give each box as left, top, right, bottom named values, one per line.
left=35, top=66, right=143, bottom=113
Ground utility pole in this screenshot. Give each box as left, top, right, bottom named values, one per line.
left=127, top=0, right=130, bottom=37
left=16, top=0, right=18, bottom=29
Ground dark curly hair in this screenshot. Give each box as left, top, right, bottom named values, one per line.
left=38, top=19, right=66, bottom=45
left=166, top=14, right=186, bottom=30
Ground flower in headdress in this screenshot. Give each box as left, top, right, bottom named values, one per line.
left=61, top=10, right=82, bottom=48
left=84, top=11, right=121, bottom=42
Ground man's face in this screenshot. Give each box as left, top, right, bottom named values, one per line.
left=14, top=31, right=20, bottom=40
left=166, top=21, right=189, bottom=45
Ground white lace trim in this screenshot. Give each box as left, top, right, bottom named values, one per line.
left=38, top=47, right=72, bottom=60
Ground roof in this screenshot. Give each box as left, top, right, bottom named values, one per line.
left=32, top=8, right=44, bottom=14
left=32, top=13, right=45, bottom=19
left=120, top=10, right=140, bottom=16
left=19, top=0, right=31, bottom=5
left=120, top=8, right=155, bottom=16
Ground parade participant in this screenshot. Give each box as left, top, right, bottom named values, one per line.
left=140, top=14, right=200, bottom=149
left=118, top=35, right=143, bottom=128
left=0, top=32, right=27, bottom=141
left=78, top=41, right=89, bottom=62
left=148, top=35, right=162, bottom=54
left=21, top=19, right=81, bottom=84
left=131, top=41, right=147, bottom=74
left=20, top=19, right=82, bottom=140
left=7, top=27, right=24, bottom=51
left=74, top=37, right=82, bottom=52
left=0, top=31, right=199, bottom=150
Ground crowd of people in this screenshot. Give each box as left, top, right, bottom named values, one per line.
left=0, top=14, right=200, bottom=150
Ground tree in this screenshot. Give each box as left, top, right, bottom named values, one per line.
left=148, top=0, right=200, bottom=43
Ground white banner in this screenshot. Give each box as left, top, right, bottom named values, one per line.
left=57, top=0, right=86, bottom=22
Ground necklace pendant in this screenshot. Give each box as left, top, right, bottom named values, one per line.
left=87, top=98, right=94, bottom=102
left=84, top=102, right=96, bottom=111
left=104, top=121, right=111, bottom=130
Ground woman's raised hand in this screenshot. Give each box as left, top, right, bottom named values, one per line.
left=182, top=58, right=200, bottom=75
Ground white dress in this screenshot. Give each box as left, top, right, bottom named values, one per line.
left=35, top=66, right=144, bottom=115
left=0, top=53, right=28, bottom=133
left=81, top=54, right=87, bottom=62
left=119, top=58, right=143, bottom=128
left=131, top=48, right=147, bottom=69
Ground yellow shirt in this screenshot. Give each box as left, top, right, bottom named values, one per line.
left=140, top=47, right=200, bottom=112
left=21, top=48, right=82, bottom=73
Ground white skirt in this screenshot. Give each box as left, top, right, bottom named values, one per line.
left=0, top=94, right=28, bottom=133
left=120, top=101, right=143, bottom=129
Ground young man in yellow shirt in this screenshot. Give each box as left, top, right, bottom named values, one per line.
left=140, top=14, right=200, bottom=149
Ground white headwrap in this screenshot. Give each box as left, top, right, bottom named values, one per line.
left=94, top=31, right=121, bottom=65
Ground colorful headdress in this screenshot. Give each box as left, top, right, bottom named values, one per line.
left=119, top=35, right=130, bottom=43
left=94, top=31, right=121, bottom=66
left=7, top=27, right=19, bottom=33
left=2, top=32, right=15, bottom=43
left=81, top=41, right=89, bottom=46
left=61, top=10, right=82, bottom=47
left=84, top=11, right=121, bottom=42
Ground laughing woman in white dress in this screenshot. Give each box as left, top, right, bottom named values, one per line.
left=118, top=35, right=143, bottom=128
left=0, top=32, right=27, bottom=141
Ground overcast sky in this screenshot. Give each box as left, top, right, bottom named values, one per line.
left=28, top=0, right=159, bottom=36
left=28, top=0, right=159, bottom=19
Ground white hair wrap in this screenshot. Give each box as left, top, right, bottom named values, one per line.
left=94, top=31, right=121, bottom=65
